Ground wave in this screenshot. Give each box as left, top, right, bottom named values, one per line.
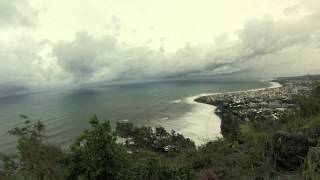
left=160, top=81, right=282, bottom=147
left=170, top=99, right=182, bottom=104
left=268, top=81, right=282, bottom=89
left=160, top=117, right=169, bottom=121
left=158, top=93, right=222, bottom=147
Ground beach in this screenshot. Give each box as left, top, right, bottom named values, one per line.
left=157, top=81, right=282, bottom=146
left=193, top=80, right=313, bottom=141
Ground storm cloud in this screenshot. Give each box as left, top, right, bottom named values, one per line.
left=51, top=11, right=320, bottom=82
left=52, top=32, right=214, bottom=83
left=0, top=0, right=320, bottom=91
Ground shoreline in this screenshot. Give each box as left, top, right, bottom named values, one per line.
left=154, top=82, right=277, bottom=147
left=193, top=79, right=314, bottom=139
left=191, top=81, right=283, bottom=140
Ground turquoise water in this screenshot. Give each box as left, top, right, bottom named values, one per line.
left=0, top=79, right=269, bottom=152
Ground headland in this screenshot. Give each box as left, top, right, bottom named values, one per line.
left=194, top=79, right=314, bottom=137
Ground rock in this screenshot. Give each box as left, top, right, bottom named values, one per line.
left=195, top=96, right=215, bottom=105
left=195, top=97, right=207, bottom=103
left=273, top=131, right=317, bottom=170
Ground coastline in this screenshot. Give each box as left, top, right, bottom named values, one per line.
left=159, top=94, right=223, bottom=147
left=152, top=82, right=277, bottom=147
left=190, top=81, right=283, bottom=141
left=192, top=79, right=315, bottom=140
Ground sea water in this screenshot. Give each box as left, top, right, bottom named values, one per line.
left=0, top=79, right=270, bottom=152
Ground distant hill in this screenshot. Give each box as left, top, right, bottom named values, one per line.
left=275, top=74, right=320, bottom=81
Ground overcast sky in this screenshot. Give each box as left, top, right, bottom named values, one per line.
left=0, top=0, right=320, bottom=89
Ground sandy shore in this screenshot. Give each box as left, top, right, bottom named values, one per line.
left=158, top=81, right=282, bottom=147
left=185, top=81, right=283, bottom=146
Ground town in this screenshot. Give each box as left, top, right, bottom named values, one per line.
left=195, top=79, right=315, bottom=123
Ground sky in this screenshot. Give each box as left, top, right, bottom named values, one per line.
left=0, top=0, right=320, bottom=92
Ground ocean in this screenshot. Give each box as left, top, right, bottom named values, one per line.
left=0, top=79, right=270, bottom=152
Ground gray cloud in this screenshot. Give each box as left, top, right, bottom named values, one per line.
left=52, top=32, right=210, bottom=83
left=0, top=84, right=28, bottom=98
left=0, top=0, right=37, bottom=28
left=52, top=9, right=320, bottom=83
left=2, top=0, right=320, bottom=91
left=0, top=38, right=40, bottom=84
left=0, top=37, right=66, bottom=89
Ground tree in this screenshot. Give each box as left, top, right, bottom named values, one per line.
left=312, top=83, right=320, bottom=98
left=131, top=126, right=155, bottom=148
left=221, top=112, right=240, bottom=142
left=155, top=127, right=169, bottom=139
left=116, top=122, right=134, bottom=138
left=66, top=115, right=132, bottom=180
left=0, top=115, right=66, bottom=180
left=136, top=157, right=195, bottom=180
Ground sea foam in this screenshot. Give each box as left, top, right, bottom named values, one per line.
left=159, top=93, right=222, bottom=147
left=159, top=81, right=282, bottom=147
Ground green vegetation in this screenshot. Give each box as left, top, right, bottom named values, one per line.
left=0, top=117, right=66, bottom=180
left=1, top=83, right=320, bottom=179
left=0, top=116, right=196, bottom=180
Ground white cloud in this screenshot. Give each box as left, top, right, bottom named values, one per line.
left=0, top=0, right=37, bottom=27
left=0, top=35, right=66, bottom=86
left=0, top=0, right=320, bottom=91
